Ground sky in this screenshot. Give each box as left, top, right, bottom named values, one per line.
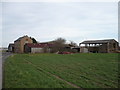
left=1, top=1, right=119, bottom=47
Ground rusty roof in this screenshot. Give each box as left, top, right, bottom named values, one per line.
left=80, top=39, right=117, bottom=44
left=25, top=43, right=53, bottom=48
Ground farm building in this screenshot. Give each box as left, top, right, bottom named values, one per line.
left=65, top=44, right=80, bottom=52
left=24, top=43, right=53, bottom=53
left=14, top=35, right=33, bottom=53
left=8, top=43, right=14, bottom=52
left=79, top=39, right=119, bottom=53
left=8, top=35, right=119, bottom=53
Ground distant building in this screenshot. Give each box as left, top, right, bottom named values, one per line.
left=24, top=43, right=53, bottom=53
left=14, top=35, right=33, bottom=53
left=8, top=36, right=119, bottom=53
left=65, top=44, right=80, bottom=52
left=79, top=39, right=119, bottom=53
left=8, top=43, right=14, bottom=52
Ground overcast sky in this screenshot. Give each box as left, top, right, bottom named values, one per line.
left=2, top=2, right=118, bottom=47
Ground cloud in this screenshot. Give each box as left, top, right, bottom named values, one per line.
left=2, top=2, right=118, bottom=47
left=0, top=3, right=2, bottom=47
left=1, top=0, right=119, bottom=2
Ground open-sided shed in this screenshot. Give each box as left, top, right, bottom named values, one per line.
left=79, top=39, right=119, bottom=53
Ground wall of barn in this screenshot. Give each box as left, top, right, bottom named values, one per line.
left=31, top=48, right=44, bottom=53
left=108, top=42, right=119, bottom=52
left=31, top=47, right=51, bottom=53
left=20, top=37, right=33, bottom=53
left=99, top=44, right=107, bottom=53
left=14, top=41, right=21, bottom=53
left=88, top=47, right=99, bottom=53
left=80, top=47, right=88, bottom=53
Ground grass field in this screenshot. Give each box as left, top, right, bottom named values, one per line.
left=4, top=53, right=119, bottom=88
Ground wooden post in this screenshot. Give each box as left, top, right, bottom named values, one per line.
left=107, top=43, right=109, bottom=53
left=115, top=43, right=118, bottom=51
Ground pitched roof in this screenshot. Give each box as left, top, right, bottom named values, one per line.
left=80, top=39, right=117, bottom=44
left=25, top=43, right=53, bottom=48
left=14, top=35, right=29, bottom=42
left=8, top=43, right=14, bottom=47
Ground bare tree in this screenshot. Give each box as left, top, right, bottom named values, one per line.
left=69, top=41, right=78, bottom=47
left=55, top=38, right=66, bottom=44
left=50, top=37, right=66, bottom=53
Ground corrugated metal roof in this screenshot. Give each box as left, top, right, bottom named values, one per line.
left=25, top=43, right=53, bottom=48
left=80, top=39, right=117, bottom=44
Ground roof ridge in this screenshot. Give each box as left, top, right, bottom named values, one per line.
left=14, top=35, right=29, bottom=42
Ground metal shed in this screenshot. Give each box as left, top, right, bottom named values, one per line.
left=79, top=39, right=119, bottom=53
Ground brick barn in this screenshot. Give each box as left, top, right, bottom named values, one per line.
left=14, top=35, right=33, bottom=53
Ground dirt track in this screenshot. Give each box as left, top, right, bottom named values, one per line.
left=24, top=59, right=82, bottom=88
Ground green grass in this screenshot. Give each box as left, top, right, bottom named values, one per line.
left=4, top=53, right=119, bottom=88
